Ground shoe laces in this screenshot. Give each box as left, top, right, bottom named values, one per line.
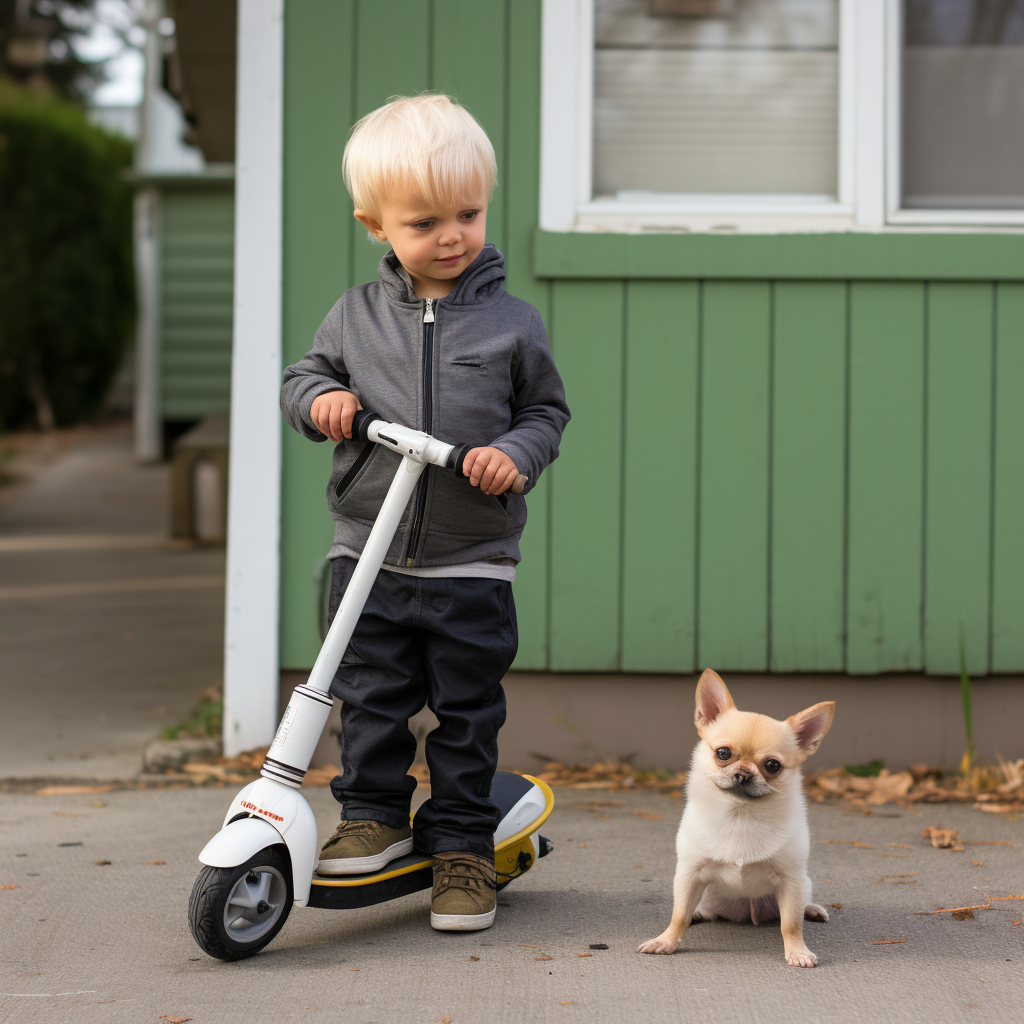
left=432, top=854, right=497, bottom=896
left=330, top=819, right=383, bottom=841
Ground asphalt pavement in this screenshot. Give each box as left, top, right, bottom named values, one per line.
left=1, top=786, right=1021, bottom=1024
left=0, top=423, right=224, bottom=781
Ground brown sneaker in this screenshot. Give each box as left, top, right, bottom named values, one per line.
left=316, top=820, right=413, bottom=876
left=429, top=852, right=497, bottom=931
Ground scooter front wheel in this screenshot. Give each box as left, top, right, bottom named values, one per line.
left=188, top=845, right=293, bottom=960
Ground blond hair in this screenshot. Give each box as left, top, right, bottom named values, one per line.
left=342, top=94, right=496, bottom=218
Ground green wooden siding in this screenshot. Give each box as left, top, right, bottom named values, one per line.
left=160, top=186, right=234, bottom=420
left=279, top=0, right=1024, bottom=675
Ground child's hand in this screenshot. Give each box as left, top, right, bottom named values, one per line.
left=463, top=447, right=520, bottom=496
left=310, top=390, right=362, bottom=441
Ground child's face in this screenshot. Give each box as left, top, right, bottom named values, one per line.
left=355, top=181, right=488, bottom=298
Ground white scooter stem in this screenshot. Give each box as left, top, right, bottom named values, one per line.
left=259, top=419, right=456, bottom=788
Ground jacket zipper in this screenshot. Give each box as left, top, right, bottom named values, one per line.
left=405, top=298, right=434, bottom=565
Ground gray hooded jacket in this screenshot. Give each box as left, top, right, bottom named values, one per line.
left=280, top=244, right=570, bottom=567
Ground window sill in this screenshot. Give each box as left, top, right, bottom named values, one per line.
left=533, top=229, right=1024, bottom=281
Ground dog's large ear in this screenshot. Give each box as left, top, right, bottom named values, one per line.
left=694, top=669, right=735, bottom=732
left=787, top=702, right=835, bottom=756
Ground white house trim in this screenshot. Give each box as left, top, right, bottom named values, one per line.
left=540, top=0, right=1024, bottom=234
left=223, top=0, right=284, bottom=756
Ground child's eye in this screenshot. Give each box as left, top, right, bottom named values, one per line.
left=413, top=220, right=434, bottom=230
left=460, top=211, right=478, bottom=221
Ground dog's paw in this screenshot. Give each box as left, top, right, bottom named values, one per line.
left=637, top=934, right=680, bottom=955
left=785, top=947, right=818, bottom=968
left=690, top=909, right=717, bottom=923
left=804, top=903, right=829, bottom=923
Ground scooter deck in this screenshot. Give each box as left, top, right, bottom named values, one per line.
left=308, top=853, right=434, bottom=909
left=306, top=772, right=552, bottom=911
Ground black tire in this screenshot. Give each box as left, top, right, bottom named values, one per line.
left=188, top=845, right=293, bottom=961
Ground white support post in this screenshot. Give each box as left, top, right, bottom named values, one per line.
left=223, top=0, right=284, bottom=756
left=132, top=185, right=162, bottom=462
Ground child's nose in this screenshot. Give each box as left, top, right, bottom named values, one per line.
left=438, top=222, right=462, bottom=246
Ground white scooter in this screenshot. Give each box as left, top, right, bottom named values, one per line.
left=188, top=411, right=555, bottom=961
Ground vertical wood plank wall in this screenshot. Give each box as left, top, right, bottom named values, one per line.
left=160, top=187, right=234, bottom=420
left=279, top=0, right=1023, bottom=676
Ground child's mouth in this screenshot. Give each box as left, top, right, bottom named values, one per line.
left=436, top=254, right=463, bottom=265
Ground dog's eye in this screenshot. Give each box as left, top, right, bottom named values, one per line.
left=764, top=759, right=782, bottom=774
left=714, top=747, right=731, bottom=761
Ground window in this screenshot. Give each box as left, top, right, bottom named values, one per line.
left=893, top=0, right=1024, bottom=219
left=593, top=0, right=840, bottom=200
left=540, top=0, right=1024, bottom=231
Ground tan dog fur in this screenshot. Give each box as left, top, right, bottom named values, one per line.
left=637, top=669, right=835, bottom=967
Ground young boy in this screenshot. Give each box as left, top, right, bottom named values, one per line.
left=280, top=94, right=569, bottom=932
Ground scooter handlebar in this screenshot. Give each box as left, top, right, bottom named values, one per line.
left=351, top=409, right=529, bottom=495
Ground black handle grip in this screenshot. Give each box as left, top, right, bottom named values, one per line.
left=446, top=444, right=529, bottom=495
left=350, top=408, right=381, bottom=443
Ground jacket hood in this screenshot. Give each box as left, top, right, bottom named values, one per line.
left=378, top=243, right=506, bottom=307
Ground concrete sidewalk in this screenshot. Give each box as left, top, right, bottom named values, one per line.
left=0, top=785, right=1021, bottom=1024
left=0, top=423, right=224, bottom=781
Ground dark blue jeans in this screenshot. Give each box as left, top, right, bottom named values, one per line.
left=327, top=557, right=517, bottom=858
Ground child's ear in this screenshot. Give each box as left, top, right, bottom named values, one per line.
left=694, top=668, right=734, bottom=732
left=353, top=209, right=387, bottom=242
left=787, top=702, right=835, bottom=757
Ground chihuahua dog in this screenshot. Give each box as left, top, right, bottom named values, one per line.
left=637, top=669, right=834, bottom=967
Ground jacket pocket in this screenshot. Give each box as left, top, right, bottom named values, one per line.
left=427, top=473, right=509, bottom=540
left=327, top=445, right=403, bottom=523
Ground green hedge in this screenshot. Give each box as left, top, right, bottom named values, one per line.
left=0, top=95, right=134, bottom=430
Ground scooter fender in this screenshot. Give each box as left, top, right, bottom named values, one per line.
left=205, top=778, right=319, bottom=907
left=198, top=817, right=282, bottom=871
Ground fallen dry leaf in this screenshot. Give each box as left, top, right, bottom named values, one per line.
left=887, top=843, right=914, bottom=850
left=633, top=810, right=664, bottom=820
left=987, top=894, right=1024, bottom=901
left=519, top=944, right=538, bottom=948
left=916, top=898, right=992, bottom=916
left=820, top=840, right=873, bottom=848
left=872, top=939, right=908, bottom=945
left=537, top=760, right=686, bottom=791
left=560, top=1002, right=573, bottom=1005
left=975, top=803, right=1024, bottom=813
left=35, top=784, right=116, bottom=796
left=827, top=903, right=843, bottom=909
left=535, top=956, right=553, bottom=961
left=952, top=909, right=974, bottom=920
left=1012, top=921, right=1021, bottom=926
left=158, top=1017, right=192, bottom=1023
left=973, top=859, right=985, bottom=866
left=469, top=955, right=480, bottom=961
left=348, top=967, right=359, bottom=971
left=894, top=880, right=917, bottom=884
left=141, top=860, right=166, bottom=865
left=1, top=884, right=19, bottom=890
left=965, top=840, right=1013, bottom=846
left=97, top=1000, right=115, bottom=1004
left=921, top=827, right=964, bottom=851
left=95, top=860, right=111, bottom=866
left=441, top=1015, right=450, bottom=1023
left=577, top=953, right=592, bottom=958
left=589, top=943, right=609, bottom=950
left=868, top=873, right=918, bottom=887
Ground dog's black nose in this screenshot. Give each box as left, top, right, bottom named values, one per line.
left=733, top=770, right=751, bottom=784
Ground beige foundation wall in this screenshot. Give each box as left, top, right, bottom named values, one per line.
left=281, top=670, right=1024, bottom=776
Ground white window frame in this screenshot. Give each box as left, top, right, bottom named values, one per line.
left=884, top=1, right=1024, bottom=226
left=540, top=0, right=1024, bottom=233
